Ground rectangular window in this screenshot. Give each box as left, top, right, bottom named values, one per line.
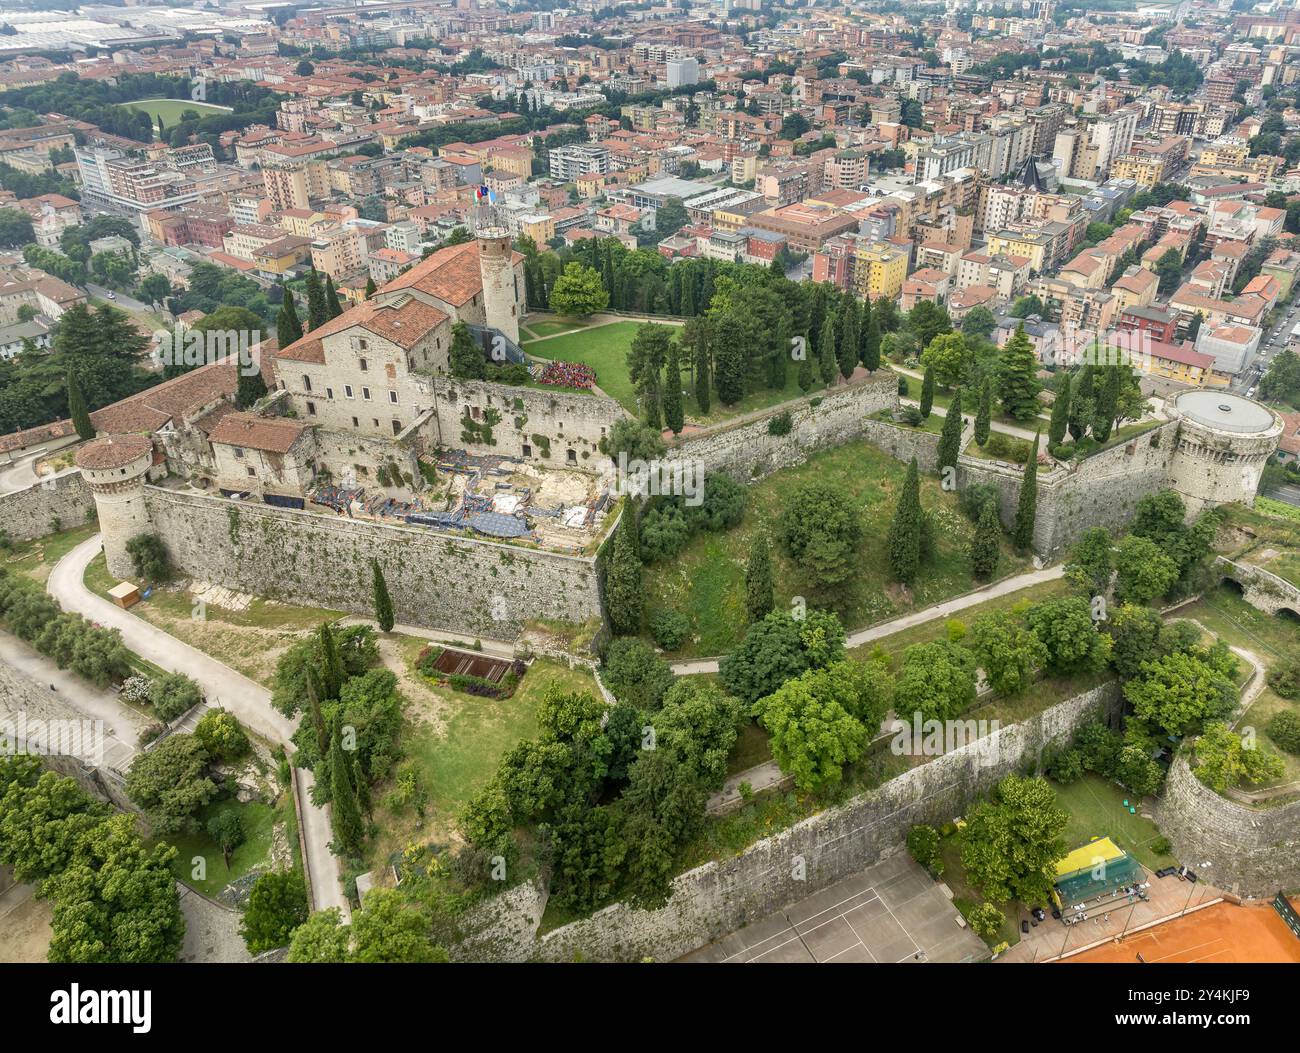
left=359, top=358, right=368, bottom=371
left=352, top=416, right=359, bottom=428
left=389, top=391, right=398, bottom=404
left=247, top=466, right=256, bottom=476
left=302, top=375, right=312, bottom=392
left=307, top=402, right=316, bottom=415
left=326, top=387, right=333, bottom=400
left=234, top=448, right=244, bottom=459
left=345, top=385, right=354, bottom=398
left=392, top=419, right=402, bottom=436
left=363, top=387, right=372, bottom=400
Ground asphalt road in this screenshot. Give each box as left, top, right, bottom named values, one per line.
left=46, top=535, right=350, bottom=919
left=86, top=283, right=152, bottom=314
left=1233, top=296, right=1300, bottom=395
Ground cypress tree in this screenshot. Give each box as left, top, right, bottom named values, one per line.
left=67, top=371, right=94, bottom=440
left=970, top=499, right=1002, bottom=580
left=372, top=559, right=394, bottom=633
left=818, top=314, right=838, bottom=385
left=888, top=457, right=922, bottom=585
left=797, top=332, right=815, bottom=393
left=745, top=534, right=775, bottom=622
left=663, top=342, right=684, bottom=435
left=1069, top=366, right=1095, bottom=441
left=713, top=316, right=746, bottom=406
left=863, top=307, right=881, bottom=372
left=236, top=360, right=268, bottom=410
left=1013, top=432, right=1040, bottom=552
left=276, top=285, right=303, bottom=347
left=324, top=275, right=344, bottom=319
left=998, top=323, right=1041, bottom=421
left=692, top=326, right=710, bottom=413
left=318, top=622, right=344, bottom=699
left=919, top=365, right=935, bottom=419
left=836, top=296, right=859, bottom=380
left=605, top=507, right=643, bottom=635
left=858, top=296, right=873, bottom=366
left=304, top=665, right=328, bottom=758
left=1048, top=372, right=1072, bottom=446
left=305, top=267, right=327, bottom=331
left=328, top=718, right=365, bottom=856
left=351, top=752, right=372, bottom=821
left=937, top=390, right=963, bottom=475
left=974, top=377, right=991, bottom=446
left=364, top=275, right=377, bottom=300
left=1092, top=366, right=1120, bottom=443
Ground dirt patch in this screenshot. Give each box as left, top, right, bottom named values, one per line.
left=377, top=635, right=451, bottom=733
left=0, top=884, right=52, bottom=963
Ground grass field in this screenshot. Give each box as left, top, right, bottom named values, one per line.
left=2, top=522, right=98, bottom=586
left=1052, top=774, right=1176, bottom=873
left=642, top=438, right=1032, bottom=657
left=155, top=797, right=281, bottom=899
left=522, top=318, right=589, bottom=340
left=118, top=97, right=232, bottom=134
left=523, top=318, right=831, bottom=424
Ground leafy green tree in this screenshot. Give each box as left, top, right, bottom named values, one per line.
left=364, top=275, right=377, bottom=300
left=371, top=559, right=394, bottom=633
left=1092, top=366, right=1121, bottom=443
left=745, top=533, right=775, bottom=622
left=906, top=824, right=943, bottom=873
left=240, top=870, right=308, bottom=954
left=1124, top=650, right=1236, bottom=738
left=907, top=300, right=952, bottom=348
left=67, top=371, right=94, bottom=440
left=1114, top=535, right=1180, bottom=604
left=351, top=888, right=448, bottom=962
left=966, top=902, right=1005, bottom=940
left=126, top=533, right=170, bottom=582
left=125, top=733, right=216, bottom=835
left=324, top=275, right=344, bottom=319
left=712, top=312, right=748, bottom=405
left=719, top=609, right=845, bottom=705
left=862, top=303, right=881, bottom=371
left=970, top=499, right=1002, bottom=581
left=0, top=763, right=109, bottom=882
left=549, top=261, right=609, bottom=317
left=1155, top=248, right=1182, bottom=295
left=1012, top=432, right=1039, bottom=551
left=893, top=641, right=977, bottom=722
left=921, top=332, right=969, bottom=388
left=627, top=322, right=672, bottom=427
left=968, top=613, right=1047, bottom=697
left=1048, top=373, right=1071, bottom=446
left=193, top=709, right=250, bottom=762
left=602, top=637, right=674, bottom=710
left=1064, top=526, right=1113, bottom=596
left=937, top=389, right=963, bottom=476
left=601, top=418, right=665, bottom=467
left=919, top=365, right=935, bottom=418
left=449, top=320, right=486, bottom=379
left=1026, top=596, right=1111, bottom=675
left=777, top=481, right=864, bottom=594
left=960, top=775, right=1067, bottom=906
left=1194, top=722, right=1285, bottom=792
left=605, top=507, right=643, bottom=635
left=836, top=296, right=859, bottom=380
left=998, top=324, right=1041, bottom=421
left=974, top=377, right=991, bottom=446
left=1103, top=603, right=1165, bottom=680
left=286, top=908, right=351, bottom=963
left=236, top=355, right=267, bottom=409
left=207, top=809, right=244, bottom=870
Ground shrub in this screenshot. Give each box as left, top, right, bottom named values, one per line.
left=899, top=406, right=923, bottom=426
left=1268, top=709, right=1300, bottom=754
left=1043, top=745, right=1084, bottom=784
left=125, top=533, right=171, bottom=582
left=966, top=902, right=1004, bottom=940
left=1266, top=652, right=1300, bottom=699
left=194, top=709, right=251, bottom=763
left=767, top=410, right=793, bottom=436
left=150, top=672, right=203, bottom=721
left=961, top=483, right=1000, bottom=523
left=650, top=609, right=689, bottom=651
left=602, top=637, right=674, bottom=710
left=120, top=675, right=153, bottom=704
left=906, top=824, right=943, bottom=873
left=1150, top=836, right=1172, bottom=856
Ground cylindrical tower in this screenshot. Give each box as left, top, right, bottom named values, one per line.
left=1166, top=391, right=1282, bottom=517
left=75, top=434, right=154, bottom=579
left=473, top=204, right=521, bottom=346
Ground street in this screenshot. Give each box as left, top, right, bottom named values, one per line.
left=1232, top=295, right=1300, bottom=396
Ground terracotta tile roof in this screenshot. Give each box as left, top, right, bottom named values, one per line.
left=74, top=433, right=152, bottom=471
left=207, top=412, right=308, bottom=454
left=380, top=239, right=522, bottom=307
left=275, top=296, right=448, bottom=363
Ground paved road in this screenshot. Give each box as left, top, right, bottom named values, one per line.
left=86, top=283, right=152, bottom=315
left=46, top=535, right=349, bottom=919
left=1233, top=295, right=1300, bottom=395
left=669, top=564, right=1064, bottom=675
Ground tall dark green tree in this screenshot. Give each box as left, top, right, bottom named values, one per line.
left=1048, top=373, right=1071, bottom=446
left=324, top=275, right=344, bottom=319
left=304, top=665, right=328, bottom=758
left=1013, top=433, right=1040, bottom=552
left=67, top=371, right=94, bottom=440
left=236, top=359, right=268, bottom=410
left=318, top=622, right=344, bottom=699
left=818, top=314, right=838, bottom=386
left=712, top=315, right=747, bottom=405
left=836, top=296, right=859, bottom=380
left=974, top=377, right=991, bottom=446
left=1069, top=366, right=1095, bottom=442
left=663, top=342, right=684, bottom=435
left=305, top=267, right=327, bottom=332
left=796, top=330, right=815, bottom=393
left=745, top=534, right=775, bottom=622
left=888, top=457, right=923, bottom=584
left=970, top=500, right=1002, bottom=580
left=691, top=326, right=711, bottom=413
left=276, top=285, right=303, bottom=347
left=606, top=507, right=643, bottom=635
left=919, top=365, right=935, bottom=419
left=1092, top=366, right=1120, bottom=443
left=372, top=559, right=394, bottom=633
left=328, top=717, right=365, bottom=856
left=364, top=275, right=377, bottom=299
left=937, top=390, right=963, bottom=475
left=862, top=302, right=881, bottom=372
left=998, top=324, right=1041, bottom=421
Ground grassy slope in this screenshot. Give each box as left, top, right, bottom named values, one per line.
left=643, top=438, right=1032, bottom=657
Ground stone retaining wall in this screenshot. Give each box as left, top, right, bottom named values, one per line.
left=0, top=471, right=96, bottom=542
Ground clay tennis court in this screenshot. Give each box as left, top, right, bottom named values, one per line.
left=1065, top=902, right=1300, bottom=963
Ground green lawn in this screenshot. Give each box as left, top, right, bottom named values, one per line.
left=1051, top=774, right=1176, bottom=873
left=2, top=521, right=98, bottom=586
left=642, top=438, right=1032, bottom=657
left=523, top=318, right=831, bottom=424
left=522, top=318, right=590, bottom=339
left=156, top=798, right=280, bottom=899
left=118, top=97, right=232, bottom=135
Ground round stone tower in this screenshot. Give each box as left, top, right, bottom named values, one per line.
left=473, top=205, right=521, bottom=346
left=75, top=434, right=154, bottom=579
left=1166, top=391, right=1283, bottom=517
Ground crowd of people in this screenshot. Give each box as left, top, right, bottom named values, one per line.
left=537, top=360, right=597, bottom=390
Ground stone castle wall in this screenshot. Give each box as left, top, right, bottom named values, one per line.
left=1155, top=755, right=1300, bottom=898
left=454, top=681, right=1121, bottom=962
left=0, top=470, right=96, bottom=542
left=669, top=373, right=899, bottom=484
left=1215, top=557, right=1300, bottom=616
left=142, top=487, right=605, bottom=640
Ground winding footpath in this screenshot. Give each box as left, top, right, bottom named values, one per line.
left=669, top=564, right=1064, bottom=675
left=47, top=535, right=350, bottom=920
